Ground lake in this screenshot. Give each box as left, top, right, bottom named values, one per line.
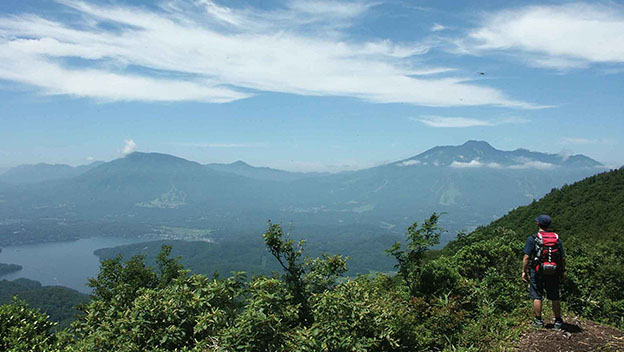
left=0, top=237, right=147, bottom=293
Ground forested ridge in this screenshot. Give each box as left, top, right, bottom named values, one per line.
left=0, top=263, right=22, bottom=276
left=0, top=278, right=88, bottom=329
left=1, top=169, right=623, bottom=351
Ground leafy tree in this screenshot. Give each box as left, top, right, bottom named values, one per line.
left=222, top=277, right=298, bottom=352
left=87, top=254, right=157, bottom=306
left=263, top=221, right=347, bottom=326
left=155, top=245, right=188, bottom=287
left=0, top=299, right=57, bottom=352
left=386, top=213, right=445, bottom=296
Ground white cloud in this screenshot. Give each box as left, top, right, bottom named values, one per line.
left=418, top=116, right=492, bottom=128
left=122, top=139, right=137, bottom=155
left=409, top=67, right=456, bottom=76
left=450, top=160, right=483, bottom=168
left=558, top=149, right=573, bottom=162
left=431, top=23, right=448, bottom=32
left=415, top=115, right=529, bottom=128
left=399, top=160, right=421, bottom=166
left=0, top=0, right=537, bottom=108
left=467, top=3, right=624, bottom=68
left=86, top=156, right=94, bottom=161
left=286, top=0, right=373, bottom=20
left=449, top=160, right=503, bottom=169
left=449, top=159, right=555, bottom=170
left=509, top=160, right=555, bottom=170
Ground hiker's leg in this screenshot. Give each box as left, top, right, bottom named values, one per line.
left=544, top=276, right=561, bottom=319
left=552, top=300, right=561, bottom=319
left=533, top=299, right=542, bottom=317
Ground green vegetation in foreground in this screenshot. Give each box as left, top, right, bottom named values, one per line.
left=0, top=278, right=88, bottom=329
left=444, top=167, right=624, bottom=326
left=1, top=169, right=623, bottom=351
left=0, top=263, right=22, bottom=276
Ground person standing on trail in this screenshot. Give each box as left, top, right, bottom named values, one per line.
left=522, top=214, right=566, bottom=329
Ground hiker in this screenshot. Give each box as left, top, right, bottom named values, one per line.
left=522, top=214, right=565, bottom=329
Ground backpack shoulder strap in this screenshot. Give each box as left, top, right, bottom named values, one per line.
left=532, top=233, right=541, bottom=256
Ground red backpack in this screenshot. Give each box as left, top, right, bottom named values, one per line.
left=533, top=232, right=562, bottom=275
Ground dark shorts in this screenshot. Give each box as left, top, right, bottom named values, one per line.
left=529, top=269, right=560, bottom=300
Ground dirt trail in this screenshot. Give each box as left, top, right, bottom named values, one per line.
left=515, top=317, right=624, bottom=352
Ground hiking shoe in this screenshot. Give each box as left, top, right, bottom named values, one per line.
left=554, top=318, right=564, bottom=330
left=533, top=317, right=545, bottom=328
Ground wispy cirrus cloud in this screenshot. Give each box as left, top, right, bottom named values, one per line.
left=414, top=115, right=529, bottom=128
left=560, top=137, right=616, bottom=145
left=0, top=0, right=538, bottom=108
left=431, top=23, right=448, bottom=32
left=449, top=159, right=555, bottom=170
left=462, top=3, right=624, bottom=69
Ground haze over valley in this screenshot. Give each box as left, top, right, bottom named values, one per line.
left=0, top=140, right=608, bottom=291
left=0, top=140, right=604, bottom=244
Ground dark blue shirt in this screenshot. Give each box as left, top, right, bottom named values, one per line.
left=523, top=233, right=565, bottom=258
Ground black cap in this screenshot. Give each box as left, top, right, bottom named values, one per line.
left=536, top=214, right=551, bottom=228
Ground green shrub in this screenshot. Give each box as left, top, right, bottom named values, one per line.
left=0, top=299, right=57, bottom=352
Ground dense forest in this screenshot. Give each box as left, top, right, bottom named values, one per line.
left=0, top=263, right=22, bottom=276
left=94, top=224, right=400, bottom=277
left=0, top=278, right=88, bottom=329
left=1, top=168, right=622, bottom=351
left=0, top=248, right=23, bottom=276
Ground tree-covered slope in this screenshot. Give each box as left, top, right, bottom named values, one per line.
left=444, top=168, right=624, bottom=326
left=94, top=225, right=399, bottom=277
left=0, top=278, right=88, bottom=329
left=0, top=263, right=22, bottom=276
left=485, top=168, right=623, bottom=240
left=445, top=167, right=624, bottom=254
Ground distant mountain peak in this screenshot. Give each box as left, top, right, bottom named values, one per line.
left=124, top=152, right=196, bottom=164
left=394, top=141, right=603, bottom=169
left=126, top=151, right=169, bottom=159
left=461, top=140, right=494, bottom=149
left=230, top=160, right=251, bottom=167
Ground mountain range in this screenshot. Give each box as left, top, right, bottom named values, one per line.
left=0, top=161, right=105, bottom=184
left=0, top=141, right=606, bottom=245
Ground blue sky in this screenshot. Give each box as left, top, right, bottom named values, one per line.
left=0, top=0, right=622, bottom=172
